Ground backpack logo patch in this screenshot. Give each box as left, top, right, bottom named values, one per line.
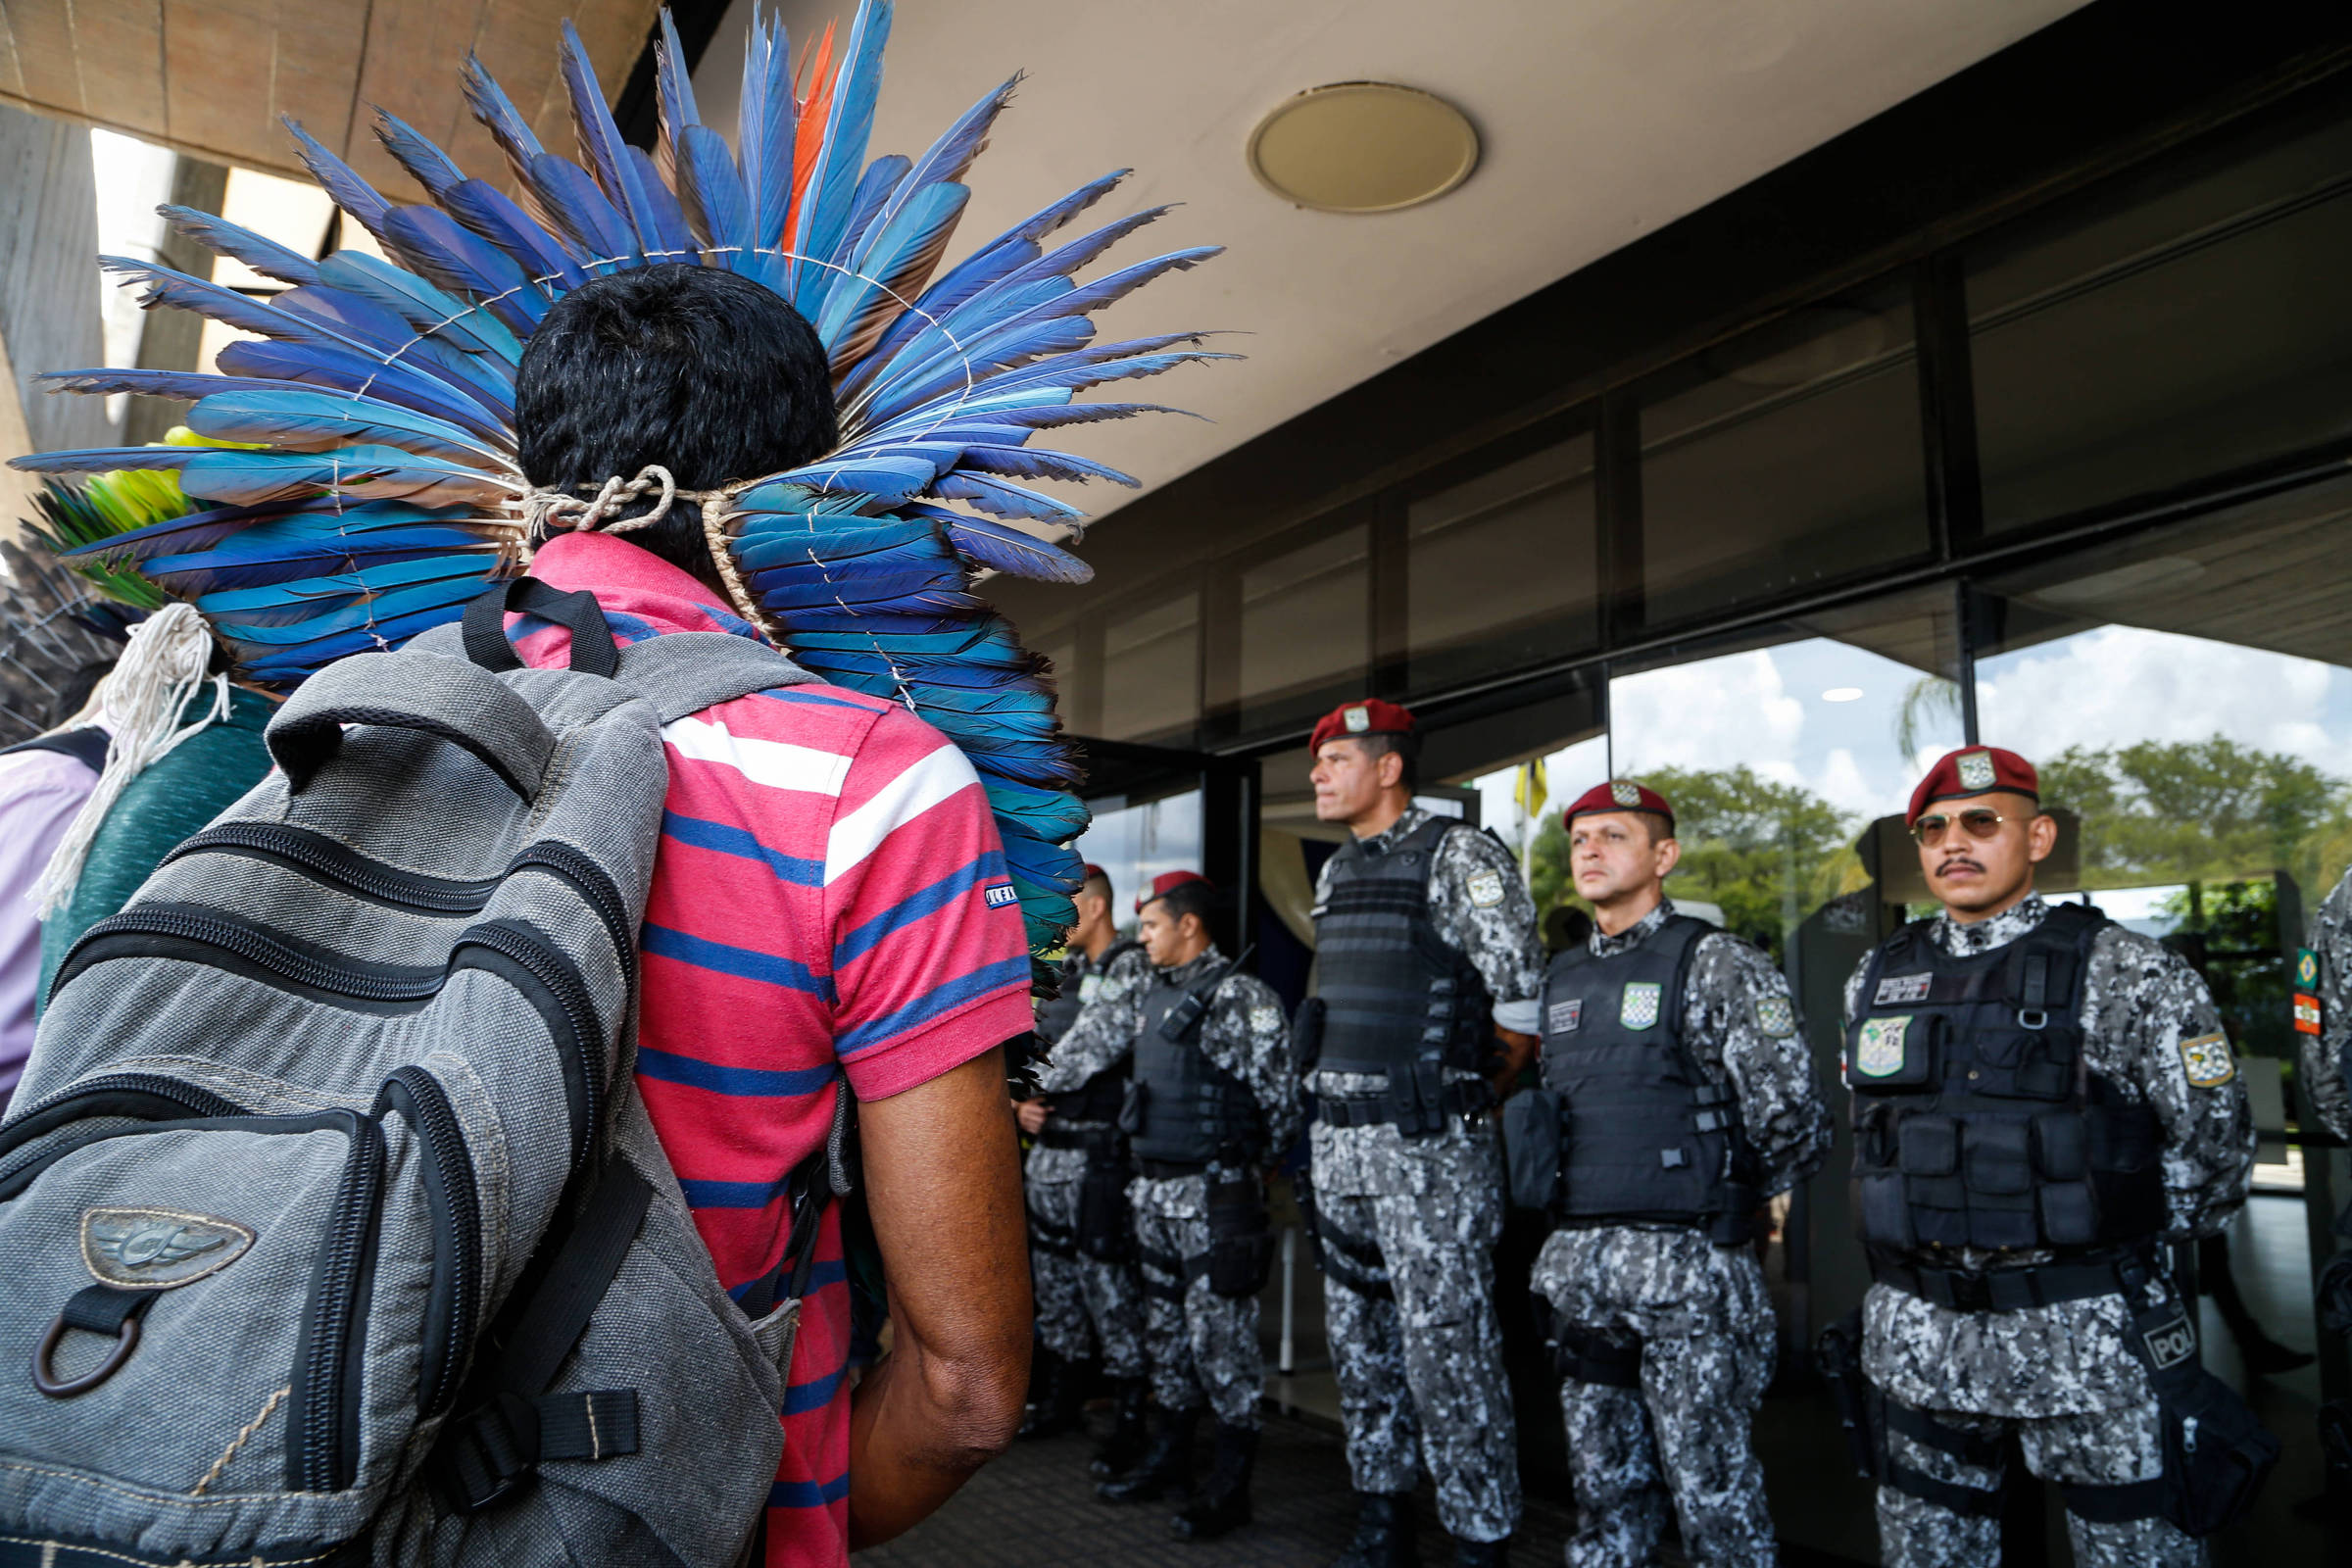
left=1620, top=982, right=1662, bottom=1031
left=82, top=1207, right=255, bottom=1290
left=2178, top=1032, right=2234, bottom=1089
left=1548, top=998, right=1583, bottom=1035
left=1854, top=1016, right=1911, bottom=1078
left=983, top=882, right=1019, bottom=908
left=1874, top=972, right=1933, bottom=1005
left=2296, top=948, right=2320, bottom=989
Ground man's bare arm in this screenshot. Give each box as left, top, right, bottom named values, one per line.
left=847, top=1047, right=1032, bottom=1547
left=1488, top=1026, right=1538, bottom=1102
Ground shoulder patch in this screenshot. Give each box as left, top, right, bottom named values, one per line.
left=1465, top=868, right=1505, bottom=908
left=1753, top=994, right=1796, bottom=1037
left=2296, top=947, right=2320, bottom=990
left=2178, top=1032, right=2235, bottom=1089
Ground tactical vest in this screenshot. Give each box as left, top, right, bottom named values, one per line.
left=1312, top=815, right=1492, bottom=1078
left=1037, top=941, right=1139, bottom=1125
left=1539, top=914, right=1753, bottom=1233
left=1845, top=904, right=2166, bottom=1260
left=1128, top=967, right=1263, bottom=1166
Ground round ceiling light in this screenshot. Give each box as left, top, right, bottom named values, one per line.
left=1247, top=82, right=1479, bottom=214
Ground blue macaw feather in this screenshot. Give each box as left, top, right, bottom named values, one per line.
left=675, top=123, right=753, bottom=264
left=626, top=147, right=699, bottom=264
left=102, top=257, right=363, bottom=356
left=788, top=620, right=1034, bottom=667
left=927, top=471, right=1083, bottom=523
left=862, top=317, right=1097, bottom=428
left=821, top=179, right=967, bottom=370
left=731, top=514, right=945, bottom=568
left=653, top=10, right=701, bottom=189
left=371, top=110, right=466, bottom=201
left=134, top=444, right=514, bottom=509
left=735, top=7, right=795, bottom=293
left=281, top=119, right=396, bottom=249
left=234, top=593, right=490, bottom=677
left=757, top=572, right=973, bottom=612
left=776, top=607, right=982, bottom=637
left=317, top=251, right=523, bottom=365
left=205, top=563, right=494, bottom=637
left=441, top=178, right=587, bottom=289
left=526, top=152, right=639, bottom=270
left=270, top=283, right=516, bottom=420
left=37, top=367, right=316, bottom=407
left=881, top=681, right=1054, bottom=719
left=160, top=206, right=319, bottom=287
left=842, top=273, right=1073, bottom=421
left=827, top=155, right=909, bottom=282
left=915, top=511, right=1091, bottom=584
left=750, top=453, right=942, bottom=508
left=560, top=20, right=667, bottom=260
left=215, top=340, right=514, bottom=444
left=462, top=52, right=548, bottom=196
left=184, top=387, right=513, bottom=467
left=983, top=778, right=1090, bottom=843
left=789, top=0, right=893, bottom=308
left=881, top=74, right=1017, bottom=235
left=797, top=646, right=1049, bottom=693
left=73, top=497, right=487, bottom=565
left=728, top=480, right=886, bottom=519
left=147, top=526, right=497, bottom=596
left=381, top=206, right=548, bottom=335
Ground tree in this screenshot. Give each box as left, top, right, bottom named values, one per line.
left=2039, top=736, right=2350, bottom=893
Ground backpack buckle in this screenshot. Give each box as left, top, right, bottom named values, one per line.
left=438, top=1392, right=540, bottom=1513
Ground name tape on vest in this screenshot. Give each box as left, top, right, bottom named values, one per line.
left=1874, top=972, right=1933, bottom=1006
left=1547, top=998, right=1583, bottom=1035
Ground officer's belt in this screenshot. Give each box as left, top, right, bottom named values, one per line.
left=1872, top=1255, right=2125, bottom=1313
left=1137, top=1156, right=1211, bottom=1180
left=1036, top=1121, right=1121, bottom=1151
left=1315, top=1078, right=1489, bottom=1130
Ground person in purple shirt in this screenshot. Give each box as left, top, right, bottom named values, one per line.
left=0, top=731, right=103, bottom=1112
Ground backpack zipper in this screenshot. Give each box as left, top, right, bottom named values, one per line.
left=451, top=919, right=606, bottom=1165
left=164, top=822, right=503, bottom=914
left=53, top=905, right=445, bottom=1006
left=505, top=840, right=634, bottom=973
left=291, top=1109, right=386, bottom=1493
left=378, top=1066, right=480, bottom=1418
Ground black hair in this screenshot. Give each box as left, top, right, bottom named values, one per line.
left=1081, top=867, right=1114, bottom=905
left=1356, top=730, right=1420, bottom=791
left=515, top=265, right=838, bottom=579
left=1148, top=878, right=1217, bottom=934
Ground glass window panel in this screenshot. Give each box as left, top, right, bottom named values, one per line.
left=1639, top=283, right=1927, bottom=627
left=1969, top=115, right=2352, bottom=532
left=1100, top=591, right=1198, bottom=743
left=1069, top=790, right=1202, bottom=939
left=1407, top=432, right=1598, bottom=688
left=1238, top=523, right=1368, bottom=728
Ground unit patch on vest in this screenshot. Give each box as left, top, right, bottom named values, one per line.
left=1548, top=998, right=1583, bottom=1035
left=1753, top=994, right=1795, bottom=1037
left=81, top=1207, right=255, bottom=1290
left=1344, top=704, right=1370, bottom=733
left=2296, top=947, right=2321, bottom=989
left=1465, top=868, right=1505, bottom=908
left=983, top=881, right=1019, bottom=908
left=2178, top=1031, right=2235, bottom=1089
left=1611, top=780, right=1641, bottom=808
left=1854, top=1016, right=1911, bottom=1078
left=1874, top=972, right=1934, bottom=1006
left=1956, top=750, right=1996, bottom=790
left=2295, top=993, right=2322, bottom=1035
left=1620, top=982, right=1662, bottom=1031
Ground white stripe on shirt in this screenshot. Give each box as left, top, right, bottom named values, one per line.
left=825, top=742, right=982, bottom=885
left=662, top=713, right=854, bottom=798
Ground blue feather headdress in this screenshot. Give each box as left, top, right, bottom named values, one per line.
left=9, top=2, right=1233, bottom=955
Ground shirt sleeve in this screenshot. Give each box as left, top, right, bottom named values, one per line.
left=1036, top=945, right=1151, bottom=1092
left=1427, top=823, right=1545, bottom=1030
left=823, top=708, right=1032, bottom=1101
left=1686, top=933, right=1831, bottom=1198
left=2307, top=870, right=2352, bottom=1141
left=2098, top=929, right=2255, bottom=1242
left=1202, top=973, right=1300, bottom=1153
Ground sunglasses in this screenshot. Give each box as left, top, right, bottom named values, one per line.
left=1909, top=808, right=2015, bottom=846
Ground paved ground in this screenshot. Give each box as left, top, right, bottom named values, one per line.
left=859, top=1408, right=1583, bottom=1568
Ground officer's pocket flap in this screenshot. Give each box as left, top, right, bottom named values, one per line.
left=2033, top=1112, right=2087, bottom=1180
left=1896, top=1113, right=1958, bottom=1176
left=1962, top=1116, right=2034, bottom=1196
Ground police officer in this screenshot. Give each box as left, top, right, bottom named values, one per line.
left=1530, top=779, right=1830, bottom=1568
left=1016, top=864, right=1153, bottom=1475
left=2299, top=864, right=2352, bottom=1145
left=1843, top=747, right=2254, bottom=1567
left=1036, top=870, right=1299, bottom=1543
left=1303, top=699, right=1542, bottom=1568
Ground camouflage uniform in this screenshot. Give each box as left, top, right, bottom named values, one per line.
left=1530, top=897, right=1832, bottom=1568
left=1027, top=942, right=1153, bottom=1381
left=1841, top=893, right=2255, bottom=1568
left=2299, top=865, right=2352, bottom=1143
left=1039, top=944, right=1300, bottom=1428
left=1310, top=807, right=1544, bottom=1544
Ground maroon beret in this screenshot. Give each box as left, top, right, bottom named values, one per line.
left=1081, top=862, right=1107, bottom=882
left=1137, top=869, right=1212, bottom=912
left=1561, top=779, right=1675, bottom=834
left=1908, top=747, right=2039, bottom=825
left=1309, top=698, right=1417, bottom=754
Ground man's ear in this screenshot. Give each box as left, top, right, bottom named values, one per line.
left=1378, top=749, right=1406, bottom=790
left=1653, top=835, right=1683, bottom=878
left=2027, top=811, right=2059, bottom=865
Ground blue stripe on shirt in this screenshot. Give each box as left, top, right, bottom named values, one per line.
left=783, top=1362, right=849, bottom=1415
left=642, top=922, right=828, bottom=995
left=636, top=1045, right=838, bottom=1099
left=758, top=686, right=883, bottom=711
left=769, top=1472, right=852, bottom=1509
left=661, top=808, right=825, bottom=885
left=832, top=849, right=1008, bottom=963
left=727, top=1259, right=848, bottom=1300
left=835, top=955, right=1031, bottom=1055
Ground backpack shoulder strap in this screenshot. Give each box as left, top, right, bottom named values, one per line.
left=611, top=632, right=816, bottom=722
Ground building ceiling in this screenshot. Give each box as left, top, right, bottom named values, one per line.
left=0, top=0, right=659, bottom=189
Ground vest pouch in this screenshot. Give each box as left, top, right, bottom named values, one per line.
left=1896, top=1113, right=1959, bottom=1176
left=1962, top=1117, right=2033, bottom=1195
left=1846, top=1010, right=1937, bottom=1091
left=1293, top=997, right=1326, bottom=1073
left=2033, top=1112, right=2088, bottom=1180
left=1857, top=1172, right=1916, bottom=1249
left=1076, top=1152, right=1135, bottom=1263
left=2037, top=1179, right=2101, bottom=1247
left=1117, top=1077, right=1149, bottom=1137
left=1502, top=1088, right=1564, bottom=1212
left=1203, top=1178, right=1272, bottom=1298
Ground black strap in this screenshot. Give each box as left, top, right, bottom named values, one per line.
left=61, top=1283, right=156, bottom=1336
left=1137, top=1244, right=1188, bottom=1299
left=740, top=1081, right=856, bottom=1320
left=1885, top=1457, right=2003, bottom=1517
left=1546, top=1318, right=1642, bottom=1389
left=2058, top=1476, right=2166, bottom=1523
left=0, top=725, right=110, bottom=773
left=1872, top=1255, right=2125, bottom=1313
left=535, top=1388, right=643, bottom=1462
left=1884, top=1399, right=2005, bottom=1467
left=498, top=1159, right=651, bottom=1395
left=1316, top=1219, right=1393, bottom=1301
left=463, top=578, right=620, bottom=678
left=1316, top=1077, right=1491, bottom=1130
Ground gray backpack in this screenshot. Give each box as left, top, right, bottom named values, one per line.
left=0, top=582, right=843, bottom=1568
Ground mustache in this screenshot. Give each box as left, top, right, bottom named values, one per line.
left=1936, top=857, right=1985, bottom=876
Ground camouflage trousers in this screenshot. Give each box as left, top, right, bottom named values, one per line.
left=1534, top=1226, right=1777, bottom=1568
left=1026, top=1174, right=1145, bottom=1379
left=1876, top=1394, right=2200, bottom=1567
left=1319, top=1185, right=1521, bottom=1544
left=1133, top=1178, right=1262, bottom=1429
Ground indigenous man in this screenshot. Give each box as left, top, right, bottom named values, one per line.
left=1845, top=746, right=2254, bottom=1566
left=1037, top=871, right=1298, bottom=1542
left=1304, top=699, right=1542, bottom=1568
left=1532, top=779, right=1830, bottom=1568
left=1015, top=863, right=1152, bottom=1481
